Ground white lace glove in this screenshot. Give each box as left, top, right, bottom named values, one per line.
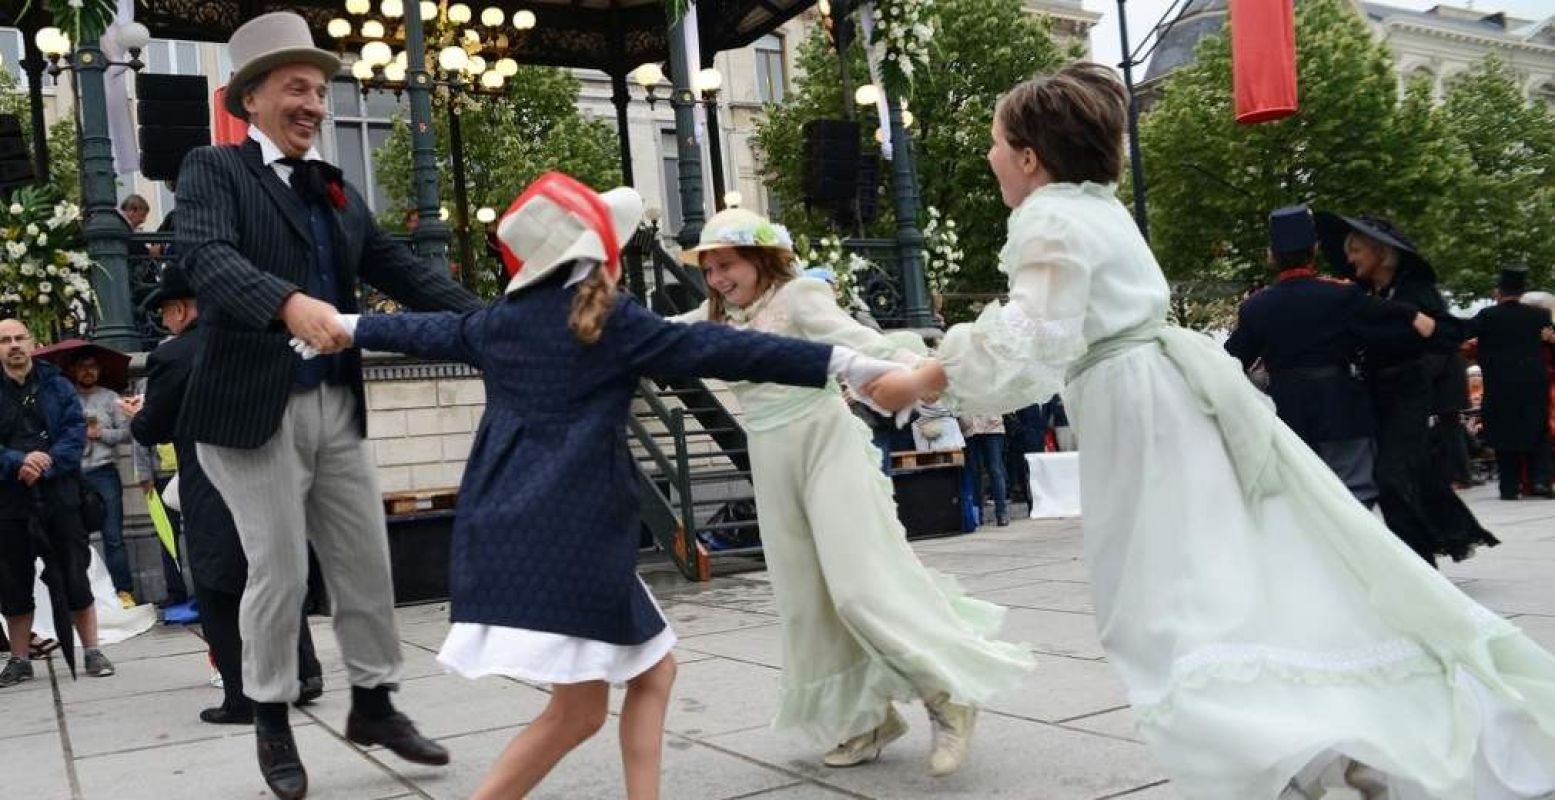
left=289, top=314, right=359, bottom=360
left=829, top=347, right=915, bottom=426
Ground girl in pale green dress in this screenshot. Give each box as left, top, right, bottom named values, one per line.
left=671, top=208, right=1035, bottom=777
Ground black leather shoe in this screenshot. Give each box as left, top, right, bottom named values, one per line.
left=255, top=728, right=308, bottom=799
left=295, top=676, right=324, bottom=707
left=1529, top=485, right=1554, bottom=499
left=200, top=704, right=254, bottom=725
left=346, top=711, right=450, bottom=765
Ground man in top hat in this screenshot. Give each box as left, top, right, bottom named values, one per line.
left=1226, top=205, right=1433, bottom=505
left=173, top=12, right=481, bottom=798
left=121, top=264, right=326, bottom=726
left=1468, top=265, right=1555, bottom=500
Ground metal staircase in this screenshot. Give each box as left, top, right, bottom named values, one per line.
left=624, top=230, right=767, bottom=581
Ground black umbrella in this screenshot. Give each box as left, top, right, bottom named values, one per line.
left=28, top=486, right=77, bottom=680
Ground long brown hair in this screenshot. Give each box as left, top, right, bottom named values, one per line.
left=568, top=264, right=617, bottom=344
left=704, top=247, right=798, bottom=324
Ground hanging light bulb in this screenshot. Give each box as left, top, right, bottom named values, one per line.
left=439, top=206, right=450, bottom=221
left=384, top=63, right=407, bottom=82
left=724, top=191, right=743, bottom=208
left=818, top=0, right=831, bottom=14
left=345, top=0, right=371, bottom=15
left=361, top=19, right=386, bottom=39
left=480, top=71, right=504, bottom=90
left=362, top=41, right=394, bottom=67
left=463, top=29, right=481, bottom=44
left=694, top=67, right=723, bottom=94
left=475, top=207, right=497, bottom=224
left=327, top=18, right=352, bottom=38
left=381, top=0, right=405, bottom=17
left=855, top=84, right=881, bottom=106
left=420, top=1, right=438, bottom=21
left=448, top=3, right=473, bottom=24
left=395, top=50, right=409, bottom=68
left=466, top=55, right=487, bottom=75
left=873, top=128, right=886, bottom=144
left=496, top=58, right=519, bottom=77
left=438, top=45, right=469, bottom=72
left=351, top=60, right=376, bottom=81
left=901, top=110, right=915, bottom=127
left=480, top=6, right=504, bottom=26
left=513, top=9, right=537, bottom=29
left=634, top=62, right=665, bottom=88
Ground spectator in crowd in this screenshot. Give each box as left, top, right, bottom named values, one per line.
left=62, top=352, right=136, bottom=607
left=130, top=423, right=191, bottom=608
left=1003, top=402, right=1049, bottom=509
left=0, top=319, right=114, bottom=688
left=1468, top=265, right=1555, bottom=500
left=960, top=414, right=1011, bottom=526
left=121, top=194, right=154, bottom=261
left=122, top=265, right=323, bottom=724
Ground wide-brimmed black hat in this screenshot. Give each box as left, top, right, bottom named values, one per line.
left=142, top=263, right=195, bottom=309
left=1313, top=212, right=1436, bottom=283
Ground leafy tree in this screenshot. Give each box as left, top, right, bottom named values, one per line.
left=1421, top=56, right=1555, bottom=294
left=1137, top=0, right=1461, bottom=290
left=753, top=0, right=1068, bottom=303
left=0, top=66, right=82, bottom=203
left=374, top=66, right=621, bottom=297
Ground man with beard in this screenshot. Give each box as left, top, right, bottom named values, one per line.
left=174, top=13, right=481, bottom=798
left=0, top=319, right=114, bottom=687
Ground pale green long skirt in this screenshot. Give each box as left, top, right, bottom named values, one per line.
left=746, top=396, right=1036, bottom=745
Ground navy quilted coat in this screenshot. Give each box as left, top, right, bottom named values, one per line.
left=354, top=271, right=831, bottom=644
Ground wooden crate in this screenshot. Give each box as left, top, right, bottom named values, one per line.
left=890, top=449, right=965, bottom=470
left=382, top=488, right=459, bottom=516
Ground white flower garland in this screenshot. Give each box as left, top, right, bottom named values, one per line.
left=798, top=234, right=882, bottom=312
left=923, top=205, right=963, bottom=294
left=870, top=0, right=934, bottom=91
left=1, top=190, right=97, bottom=337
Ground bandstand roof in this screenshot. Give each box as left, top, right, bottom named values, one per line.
left=7, top=0, right=817, bottom=76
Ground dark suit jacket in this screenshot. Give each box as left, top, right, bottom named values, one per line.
left=173, top=138, right=481, bottom=448
left=1225, top=275, right=1417, bottom=444
left=130, top=322, right=247, bottom=593
left=354, top=273, right=833, bottom=644
left=1471, top=300, right=1554, bottom=451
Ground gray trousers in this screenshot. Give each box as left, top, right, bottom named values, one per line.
left=199, top=385, right=401, bottom=703
left=1312, top=436, right=1380, bottom=508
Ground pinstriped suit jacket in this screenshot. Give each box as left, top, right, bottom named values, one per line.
left=174, top=138, right=482, bottom=449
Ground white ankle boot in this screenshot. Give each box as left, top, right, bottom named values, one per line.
left=925, top=693, right=978, bottom=777
left=822, top=706, right=909, bottom=768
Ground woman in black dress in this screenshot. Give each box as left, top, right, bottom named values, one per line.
left=1315, top=213, right=1498, bottom=565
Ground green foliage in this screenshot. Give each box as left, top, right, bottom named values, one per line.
left=1422, top=57, right=1555, bottom=294
left=374, top=66, right=621, bottom=298
left=753, top=0, right=1064, bottom=303
left=0, top=66, right=81, bottom=203
left=1138, top=0, right=1555, bottom=299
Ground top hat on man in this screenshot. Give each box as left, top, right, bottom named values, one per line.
left=223, top=13, right=341, bottom=120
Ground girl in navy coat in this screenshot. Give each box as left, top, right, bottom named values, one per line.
left=300, top=174, right=914, bottom=800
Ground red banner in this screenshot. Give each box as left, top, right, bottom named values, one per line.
left=212, top=87, right=248, bottom=145
left=1230, top=0, right=1298, bottom=124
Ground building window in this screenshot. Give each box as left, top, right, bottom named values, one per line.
left=330, top=80, right=404, bottom=214
left=146, top=39, right=202, bottom=76
left=660, top=129, right=683, bottom=233
left=0, top=27, right=57, bottom=90
left=755, top=35, right=786, bottom=105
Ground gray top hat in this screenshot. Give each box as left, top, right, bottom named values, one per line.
left=224, top=12, right=342, bottom=120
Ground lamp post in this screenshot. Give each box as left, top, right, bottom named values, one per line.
left=635, top=63, right=731, bottom=215
left=37, top=23, right=152, bottom=352
left=1116, top=0, right=1151, bottom=241
left=337, top=1, right=532, bottom=291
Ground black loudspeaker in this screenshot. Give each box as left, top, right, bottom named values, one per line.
left=137, top=74, right=211, bottom=181
left=802, top=119, right=861, bottom=204
left=0, top=115, right=35, bottom=194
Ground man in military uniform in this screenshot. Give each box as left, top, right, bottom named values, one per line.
left=1226, top=206, right=1431, bottom=505
left=1469, top=265, right=1555, bottom=500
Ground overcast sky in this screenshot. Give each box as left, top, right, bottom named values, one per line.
left=1087, top=0, right=1554, bottom=75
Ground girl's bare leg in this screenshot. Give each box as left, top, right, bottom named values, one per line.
left=472, top=680, right=609, bottom=800
left=619, top=654, right=678, bottom=800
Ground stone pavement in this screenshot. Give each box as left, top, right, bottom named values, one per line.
left=4, top=485, right=1552, bottom=800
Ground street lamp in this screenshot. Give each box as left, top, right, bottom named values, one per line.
left=39, top=22, right=151, bottom=75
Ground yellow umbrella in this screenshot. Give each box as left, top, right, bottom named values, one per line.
left=143, top=485, right=178, bottom=559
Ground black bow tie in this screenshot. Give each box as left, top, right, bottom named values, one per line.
left=278, top=158, right=343, bottom=207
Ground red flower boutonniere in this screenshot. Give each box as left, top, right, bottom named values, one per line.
left=326, top=181, right=348, bottom=210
